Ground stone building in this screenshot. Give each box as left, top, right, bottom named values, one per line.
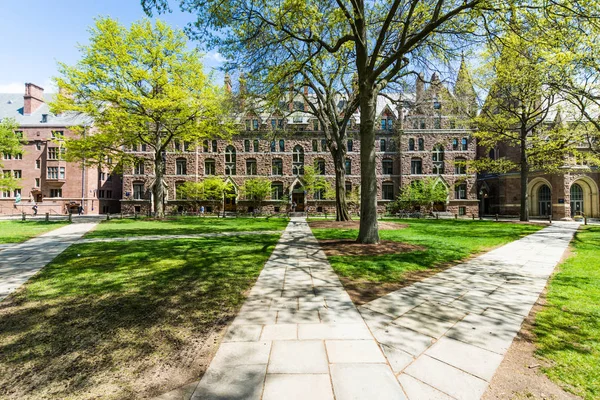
left=0, top=83, right=121, bottom=215
left=121, top=65, right=480, bottom=216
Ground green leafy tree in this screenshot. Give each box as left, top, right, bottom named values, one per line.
left=50, top=17, right=232, bottom=218
left=0, top=118, right=23, bottom=192
left=303, top=165, right=334, bottom=212
left=178, top=177, right=235, bottom=216
left=240, top=177, right=272, bottom=212
left=390, top=178, right=448, bottom=213
left=475, top=28, right=581, bottom=221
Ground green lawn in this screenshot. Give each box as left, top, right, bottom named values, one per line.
left=311, top=219, right=543, bottom=283
left=85, top=216, right=289, bottom=238
left=534, top=226, right=600, bottom=400
left=0, top=234, right=280, bottom=400
left=0, top=220, right=69, bottom=244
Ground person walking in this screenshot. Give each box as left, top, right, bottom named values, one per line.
left=200, top=205, right=205, bottom=217
left=292, top=201, right=297, bottom=212
left=32, top=204, right=38, bottom=216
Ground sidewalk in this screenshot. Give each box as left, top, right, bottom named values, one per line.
left=0, top=222, right=98, bottom=301
left=190, top=217, right=406, bottom=400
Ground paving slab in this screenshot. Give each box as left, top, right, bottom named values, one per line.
left=330, top=363, right=407, bottom=400
left=263, top=374, right=334, bottom=400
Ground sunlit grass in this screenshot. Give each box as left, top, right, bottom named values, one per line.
left=0, top=220, right=69, bottom=244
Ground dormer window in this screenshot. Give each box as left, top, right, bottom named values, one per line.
left=41, top=114, right=48, bottom=123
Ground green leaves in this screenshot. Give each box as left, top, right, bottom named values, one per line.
left=391, top=177, right=449, bottom=212
left=0, top=118, right=23, bottom=191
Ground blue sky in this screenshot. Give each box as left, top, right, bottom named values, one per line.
left=0, top=0, right=225, bottom=93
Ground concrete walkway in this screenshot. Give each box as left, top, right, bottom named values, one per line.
left=0, top=222, right=98, bottom=301
left=359, top=222, right=579, bottom=400
left=78, top=230, right=283, bottom=244
left=191, top=217, right=406, bottom=400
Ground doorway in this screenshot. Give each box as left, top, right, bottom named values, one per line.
left=538, top=184, right=551, bottom=216
left=291, top=183, right=305, bottom=211
left=570, top=183, right=583, bottom=217
left=224, top=187, right=237, bottom=211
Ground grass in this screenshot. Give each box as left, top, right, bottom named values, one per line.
left=311, top=219, right=543, bottom=283
left=0, top=234, right=280, bottom=400
left=85, top=216, right=290, bottom=239
left=534, top=226, right=600, bottom=400
left=0, top=220, right=69, bottom=244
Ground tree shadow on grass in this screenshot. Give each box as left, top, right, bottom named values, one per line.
left=0, top=235, right=279, bottom=400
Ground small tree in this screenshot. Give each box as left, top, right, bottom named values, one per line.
left=51, top=18, right=232, bottom=218
left=240, top=177, right=271, bottom=213
left=178, top=178, right=233, bottom=217
left=0, top=118, right=22, bottom=192
left=303, top=165, right=334, bottom=213
left=390, top=178, right=448, bottom=214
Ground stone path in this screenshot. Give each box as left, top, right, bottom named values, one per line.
left=78, top=230, right=283, bottom=244
left=191, top=217, right=406, bottom=400
left=0, top=222, right=97, bottom=301
left=359, top=222, right=579, bottom=400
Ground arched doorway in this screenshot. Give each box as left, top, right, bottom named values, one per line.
left=538, top=185, right=551, bottom=217
left=291, top=182, right=305, bottom=212
left=570, top=183, right=584, bottom=217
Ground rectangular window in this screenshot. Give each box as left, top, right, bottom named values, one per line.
left=47, top=167, right=58, bottom=179
left=211, top=140, right=218, bottom=152
left=204, top=159, right=216, bottom=175
left=36, top=141, right=41, bottom=151
left=35, top=178, right=40, bottom=187
left=321, top=139, right=327, bottom=152
left=134, top=161, right=144, bottom=175
left=49, top=188, right=62, bottom=198
left=272, top=159, right=283, bottom=175
left=1, top=190, right=9, bottom=198
left=59, top=167, right=65, bottom=179
left=246, top=159, right=257, bottom=175
left=382, top=160, right=393, bottom=175
left=459, top=206, right=466, bottom=216
left=253, top=119, right=259, bottom=130
left=315, top=160, right=325, bottom=175
left=313, top=120, right=319, bottom=131
left=380, top=139, right=386, bottom=152
left=3, top=153, right=11, bottom=160
left=454, top=160, right=466, bottom=175
left=387, top=119, right=393, bottom=130
left=312, top=139, right=318, bottom=152
left=347, top=140, right=353, bottom=152
left=455, top=183, right=467, bottom=200
left=461, top=138, right=468, bottom=151
left=133, top=183, right=144, bottom=200
left=410, top=159, right=422, bottom=175
left=271, top=119, right=276, bottom=129
left=382, top=184, right=394, bottom=200
left=345, top=183, right=352, bottom=194
left=176, top=159, right=187, bottom=175
left=52, top=131, right=64, bottom=139
left=48, top=147, right=58, bottom=160
left=345, top=159, right=351, bottom=175
left=98, top=190, right=105, bottom=198
left=381, top=119, right=387, bottom=130
left=13, top=170, right=22, bottom=178
left=107, top=190, right=112, bottom=198
left=14, top=153, right=22, bottom=160
left=245, top=120, right=251, bottom=131
left=174, top=140, right=181, bottom=151
left=141, top=144, right=147, bottom=152
left=420, top=119, right=426, bottom=129
left=271, top=183, right=284, bottom=200
left=184, top=141, right=191, bottom=152
left=244, top=139, right=250, bottom=152
left=253, top=140, right=259, bottom=152
left=452, top=138, right=459, bottom=150
left=14, top=188, right=21, bottom=198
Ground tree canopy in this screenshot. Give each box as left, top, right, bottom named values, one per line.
left=51, top=17, right=232, bottom=217
left=0, top=118, right=23, bottom=192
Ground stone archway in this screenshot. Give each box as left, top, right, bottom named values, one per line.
left=569, top=177, right=599, bottom=217
left=528, top=178, right=553, bottom=217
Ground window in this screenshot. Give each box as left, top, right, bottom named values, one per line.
left=14, top=153, right=22, bottom=160
left=279, top=139, right=285, bottom=152
left=382, top=159, right=393, bottom=175
left=387, top=118, right=393, bottom=130
left=321, top=139, right=327, bottom=152
left=410, top=158, right=422, bottom=175
left=246, top=159, right=257, bottom=175
left=131, top=144, right=138, bottom=152
left=312, top=139, right=318, bottom=152
left=205, top=159, right=216, bottom=175
left=461, top=138, right=468, bottom=151
left=381, top=119, right=387, bottom=130
left=272, top=158, right=283, bottom=175
left=245, top=120, right=251, bottom=131
left=1, top=190, right=9, bottom=198
left=418, top=138, right=424, bottom=151
left=99, top=172, right=106, bottom=181
left=380, top=139, right=386, bottom=152
left=345, top=182, right=352, bottom=194
left=315, top=159, right=325, bottom=175
left=488, top=148, right=496, bottom=160
left=432, top=144, right=444, bottom=174
left=389, top=139, right=397, bottom=152
left=15, top=130, right=23, bottom=139
left=455, top=183, right=467, bottom=199
left=314, top=188, right=325, bottom=200
left=13, top=170, right=22, bottom=178
left=2, top=153, right=11, bottom=160
left=174, top=140, right=181, bottom=151
left=134, top=161, right=144, bottom=175
left=292, top=145, right=304, bottom=175
left=270, top=141, right=276, bottom=152
left=35, top=160, right=40, bottom=169
left=382, top=183, right=394, bottom=200
left=210, top=140, right=217, bottom=152
left=454, top=158, right=467, bottom=175
left=98, top=190, right=105, bottom=198
left=184, top=142, right=191, bottom=152
left=408, top=138, right=415, bottom=151
left=253, top=139, right=259, bottom=152
left=107, top=174, right=112, bottom=182
left=313, top=120, right=319, bottom=131
left=176, top=158, right=187, bottom=175
left=50, top=188, right=62, bottom=198
left=278, top=119, right=284, bottom=128
left=271, top=119, right=276, bottom=130
left=347, top=140, right=353, bottom=152
left=47, top=167, right=59, bottom=179
left=59, top=167, right=65, bottom=179
left=459, top=206, right=466, bottom=216
left=381, top=118, right=393, bottom=130
left=175, top=182, right=187, bottom=200
left=36, top=141, right=41, bottom=151
left=420, top=119, right=426, bottom=129
left=244, top=139, right=250, bottom=152
left=271, top=182, right=284, bottom=200
left=253, top=119, right=259, bottom=130
left=141, top=144, right=147, bottom=152
left=107, top=190, right=112, bottom=198
left=35, top=178, right=40, bottom=187
left=14, top=188, right=21, bottom=198
left=225, top=146, right=236, bottom=175
left=48, top=147, right=58, bottom=160
left=52, top=131, right=64, bottom=139
left=345, top=159, right=351, bottom=175
left=452, top=138, right=459, bottom=150
left=203, top=140, right=209, bottom=152
left=133, top=183, right=144, bottom=199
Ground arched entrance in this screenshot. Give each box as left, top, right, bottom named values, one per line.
left=570, top=183, right=583, bottom=217
left=291, top=182, right=305, bottom=212
left=538, top=185, right=551, bottom=217
left=223, top=178, right=238, bottom=212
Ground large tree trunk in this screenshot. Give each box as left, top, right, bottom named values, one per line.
left=520, top=130, right=529, bottom=222
left=153, top=153, right=165, bottom=218
left=332, top=147, right=350, bottom=221
left=357, top=88, right=380, bottom=243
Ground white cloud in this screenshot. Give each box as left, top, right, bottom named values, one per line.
left=0, top=82, right=25, bottom=93
left=206, top=51, right=226, bottom=63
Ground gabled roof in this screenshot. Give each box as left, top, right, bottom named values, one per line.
left=0, top=93, right=92, bottom=127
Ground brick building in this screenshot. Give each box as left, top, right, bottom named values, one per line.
left=121, top=66, right=480, bottom=216
left=0, top=83, right=121, bottom=215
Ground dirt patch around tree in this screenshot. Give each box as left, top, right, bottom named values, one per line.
left=309, top=220, right=408, bottom=230
left=318, top=239, right=423, bottom=257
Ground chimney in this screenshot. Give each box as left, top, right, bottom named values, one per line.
left=224, top=73, right=232, bottom=93
left=416, top=73, right=425, bottom=113
left=24, top=83, right=44, bottom=115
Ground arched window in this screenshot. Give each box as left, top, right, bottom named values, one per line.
left=418, top=138, right=425, bottom=151
left=408, top=138, right=415, bottom=151
left=432, top=144, right=444, bottom=175
left=176, top=158, right=187, bottom=175
left=345, top=158, right=351, bottom=175
left=292, top=145, right=305, bottom=175
left=382, top=159, right=393, bottom=175
left=279, top=139, right=285, bottom=152
left=225, top=146, right=236, bottom=175
left=270, top=141, right=276, bottom=152
left=454, top=157, right=467, bottom=175
left=410, top=158, right=422, bottom=175
left=204, top=158, right=215, bottom=175
left=380, top=139, right=386, bottom=152
left=315, top=158, right=326, bottom=175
